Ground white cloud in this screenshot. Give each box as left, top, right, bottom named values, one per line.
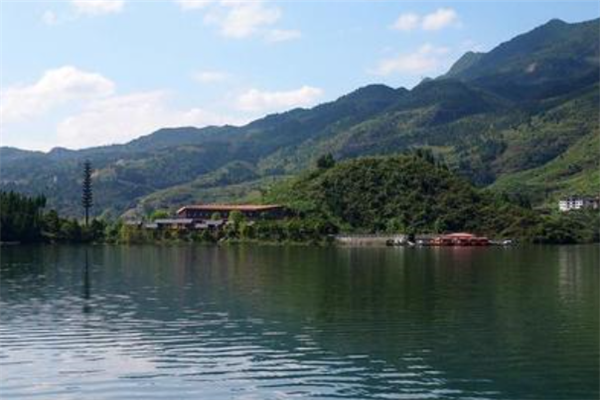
left=0, top=66, right=115, bottom=123
left=237, top=86, right=323, bottom=113
left=204, top=1, right=281, bottom=38
left=371, top=44, right=450, bottom=76
left=264, top=29, right=302, bottom=43
left=55, top=91, right=235, bottom=148
left=391, top=8, right=460, bottom=32
left=176, top=0, right=214, bottom=10
left=422, top=8, right=460, bottom=31
left=42, top=10, right=59, bottom=25
left=391, top=13, right=420, bottom=32
left=0, top=66, right=248, bottom=149
left=177, top=0, right=300, bottom=42
left=41, top=0, right=124, bottom=25
left=191, top=70, right=230, bottom=84
left=70, top=0, right=125, bottom=15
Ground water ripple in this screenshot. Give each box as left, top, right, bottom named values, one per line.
left=0, top=245, right=598, bottom=399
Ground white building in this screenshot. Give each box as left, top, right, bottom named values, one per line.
left=558, top=196, right=600, bottom=212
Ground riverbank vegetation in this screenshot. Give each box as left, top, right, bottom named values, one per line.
left=0, top=191, right=335, bottom=245
left=1, top=153, right=598, bottom=245
left=118, top=217, right=337, bottom=245
left=0, top=191, right=107, bottom=244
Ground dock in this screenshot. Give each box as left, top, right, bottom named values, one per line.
left=333, top=234, right=407, bottom=246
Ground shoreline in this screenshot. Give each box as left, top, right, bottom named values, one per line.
left=2, top=240, right=598, bottom=248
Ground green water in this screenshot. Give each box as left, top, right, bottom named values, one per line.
left=0, top=245, right=598, bottom=399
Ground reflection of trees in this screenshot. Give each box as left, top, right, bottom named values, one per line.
left=557, top=245, right=598, bottom=301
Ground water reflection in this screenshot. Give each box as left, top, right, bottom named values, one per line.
left=0, top=245, right=597, bottom=400
left=82, top=249, right=92, bottom=314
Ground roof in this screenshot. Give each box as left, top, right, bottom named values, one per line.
left=154, top=218, right=194, bottom=224
left=443, top=233, right=476, bottom=238
left=177, top=204, right=283, bottom=213
left=560, top=196, right=600, bottom=201
left=438, top=233, right=489, bottom=240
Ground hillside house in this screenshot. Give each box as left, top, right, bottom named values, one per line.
left=558, top=196, right=600, bottom=212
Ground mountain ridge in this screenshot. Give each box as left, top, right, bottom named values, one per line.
left=1, top=17, right=598, bottom=218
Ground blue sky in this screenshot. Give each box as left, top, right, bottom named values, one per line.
left=1, top=0, right=598, bottom=150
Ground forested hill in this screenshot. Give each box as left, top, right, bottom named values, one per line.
left=262, top=153, right=599, bottom=243
left=1, top=17, right=598, bottom=218
left=263, top=154, right=529, bottom=236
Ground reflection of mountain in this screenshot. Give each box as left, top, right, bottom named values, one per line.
left=0, top=246, right=597, bottom=399
left=1, top=18, right=599, bottom=216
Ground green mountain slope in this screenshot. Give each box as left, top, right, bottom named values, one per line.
left=444, top=18, right=600, bottom=100
left=264, top=154, right=542, bottom=238
left=123, top=161, right=277, bottom=217
left=0, top=85, right=404, bottom=218
left=492, top=130, right=600, bottom=206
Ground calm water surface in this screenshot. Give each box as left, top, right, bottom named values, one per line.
left=0, top=245, right=598, bottom=399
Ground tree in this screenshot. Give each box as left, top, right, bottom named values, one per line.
left=0, top=191, right=46, bottom=242
left=60, top=218, right=82, bottom=242
left=316, top=153, right=336, bottom=169
left=43, top=209, right=61, bottom=238
left=229, top=210, right=244, bottom=225
left=150, top=209, right=170, bottom=221
left=87, top=219, right=106, bottom=242
left=82, top=160, right=93, bottom=227
left=414, top=148, right=436, bottom=164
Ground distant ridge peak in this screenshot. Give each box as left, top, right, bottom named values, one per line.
left=544, top=18, right=567, bottom=26
left=343, top=84, right=396, bottom=97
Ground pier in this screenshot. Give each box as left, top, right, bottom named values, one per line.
left=333, top=234, right=407, bottom=246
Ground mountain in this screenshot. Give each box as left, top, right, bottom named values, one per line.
left=491, top=128, right=599, bottom=204
left=444, top=51, right=485, bottom=77
left=443, top=18, right=600, bottom=99
left=1, top=18, right=598, bottom=218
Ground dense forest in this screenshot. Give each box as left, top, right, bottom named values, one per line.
left=0, top=192, right=47, bottom=243
left=0, top=191, right=107, bottom=244
left=264, top=153, right=600, bottom=243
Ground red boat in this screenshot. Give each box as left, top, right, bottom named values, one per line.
left=431, top=232, right=490, bottom=246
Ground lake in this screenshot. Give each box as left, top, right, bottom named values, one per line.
left=0, top=245, right=598, bottom=399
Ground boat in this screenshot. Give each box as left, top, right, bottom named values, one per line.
left=431, top=233, right=490, bottom=246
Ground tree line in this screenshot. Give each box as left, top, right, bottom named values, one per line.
left=0, top=190, right=108, bottom=244
left=0, top=160, right=105, bottom=244
left=1, top=156, right=597, bottom=245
